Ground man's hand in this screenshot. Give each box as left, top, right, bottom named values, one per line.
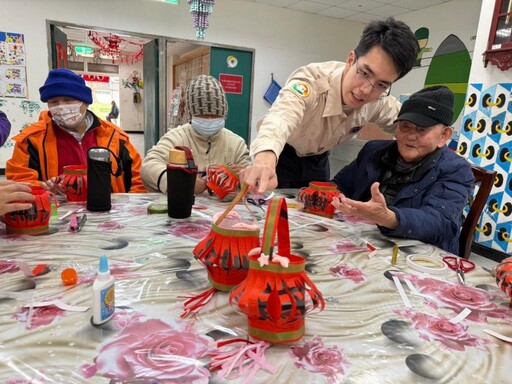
left=332, top=182, right=398, bottom=229
left=0, top=180, right=35, bottom=216
left=239, top=151, right=278, bottom=193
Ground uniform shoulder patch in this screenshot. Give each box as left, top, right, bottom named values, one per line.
left=290, top=81, right=311, bottom=98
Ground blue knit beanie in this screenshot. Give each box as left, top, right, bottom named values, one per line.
left=39, top=69, right=93, bottom=104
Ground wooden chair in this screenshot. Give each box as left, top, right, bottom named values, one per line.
left=459, top=164, right=497, bottom=259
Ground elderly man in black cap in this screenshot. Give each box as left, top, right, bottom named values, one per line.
left=331, top=85, right=474, bottom=254
left=6, top=68, right=145, bottom=193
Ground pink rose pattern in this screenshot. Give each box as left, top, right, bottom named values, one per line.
left=167, top=219, right=212, bottom=240
left=0, top=259, right=20, bottom=274
left=98, top=220, right=126, bottom=231
left=14, top=305, right=65, bottom=329
left=394, top=309, right=493, bottom=351
left=331, top=240, right=367, bottom=254
left=330, top=264, right=366, bottom=283
left=81, top=315, right=213, bottom=383
left=290, top=336, right=349, bottom=384
left=409, top=275, right=512, bottom=323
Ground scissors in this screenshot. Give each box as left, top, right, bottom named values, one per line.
left=442, top=256, right=476, bottom=285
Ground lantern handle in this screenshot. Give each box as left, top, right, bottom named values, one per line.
left=214, top=183, right=251, bottom=226
left=261, top=197, right=291, bottom=260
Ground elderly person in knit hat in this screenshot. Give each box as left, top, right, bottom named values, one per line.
left=331, top=86, right=474, bottom=254
left=6, top=68, right=145, bottom=193
left=141, top=74, right=250, bottom=195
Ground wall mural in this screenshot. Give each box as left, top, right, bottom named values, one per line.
left=458, top=83, right=512, bottom=254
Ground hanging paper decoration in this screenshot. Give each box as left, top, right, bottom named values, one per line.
left=86, top=31, right=144, bottom=65
left=230, top=197, right=325, bottom=343
left=298, top=181, right=341, bottom=219
left=187, top=0, right=216, bottom=40
left=181, top=184, right=260, bottom=318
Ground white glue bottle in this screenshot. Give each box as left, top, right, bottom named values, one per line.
left=92, top=255, right=115, bottom=325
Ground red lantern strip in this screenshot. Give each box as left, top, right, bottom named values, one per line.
left=179, top=287, right=217, bottom=318
left=209, top=339, right=276, bottom=382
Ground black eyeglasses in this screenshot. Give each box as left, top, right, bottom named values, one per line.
left=354, top=60, right=392, bottom=96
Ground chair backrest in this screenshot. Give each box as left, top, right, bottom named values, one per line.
left=459, top=164, right=497, bottom=259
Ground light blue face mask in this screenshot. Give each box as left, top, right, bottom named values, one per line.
left=191, top=117, right=225, bottom=137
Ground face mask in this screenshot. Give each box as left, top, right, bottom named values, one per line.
left=191, top=117, right=225, bottom=137
left=49, top=102, right=85, bottom=128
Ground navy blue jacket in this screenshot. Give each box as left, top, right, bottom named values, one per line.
left=332, top=140, right=474, bottom=254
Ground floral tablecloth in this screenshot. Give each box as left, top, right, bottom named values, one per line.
left=0, top=191, right=510, bottom=384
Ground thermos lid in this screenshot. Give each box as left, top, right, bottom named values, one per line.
left=168, top=148, right=188, bottom=165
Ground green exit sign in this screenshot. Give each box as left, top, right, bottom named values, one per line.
left=163, top=0, right=179, bottom=4
left=75, top=45, right=93, bottom=55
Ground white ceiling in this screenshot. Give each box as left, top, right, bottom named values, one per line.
left=62, top=0, right=456, bottom=57
left=229, top=0, right=454, bottom=23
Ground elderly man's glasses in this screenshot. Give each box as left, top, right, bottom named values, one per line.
left=354, top=60, right=392, bottom=96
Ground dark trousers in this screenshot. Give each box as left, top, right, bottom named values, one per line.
left=276, top=144, right=330, bottom=188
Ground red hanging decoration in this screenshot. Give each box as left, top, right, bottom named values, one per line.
left=87, top=31, right=144, bottom=64
left=4, top=186, right=53, bottom=235
left=298, top=181, right=341, bottom=218
left=206, top=165, right=240, bottom=200
left=181, top=184, right=260, bottom=317
left=230, top=197, right=325, bottom=343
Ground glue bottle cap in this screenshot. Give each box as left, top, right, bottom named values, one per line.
left=99, top=255, right=109, bottom=273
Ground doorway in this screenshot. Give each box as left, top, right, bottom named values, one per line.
left=48, top=21, right=254, bottom=157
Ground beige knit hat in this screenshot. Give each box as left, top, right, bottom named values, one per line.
left=186, top=75, right=228, bottom=119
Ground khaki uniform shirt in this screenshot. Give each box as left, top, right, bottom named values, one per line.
left=140, top=124, right=251, bottom=193
left=250, top=61, right=400, bottom=158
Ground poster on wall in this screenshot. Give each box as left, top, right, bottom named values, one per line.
left=0, top=32, right=26, bottom=66
left=0, top=97, right=43, bottom=170
left=0, top=31, right=28, bottom=98
left=0, top=65, right=27, bottom=97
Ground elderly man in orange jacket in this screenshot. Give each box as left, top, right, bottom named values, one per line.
left=6, top=69, right=145, bottom=193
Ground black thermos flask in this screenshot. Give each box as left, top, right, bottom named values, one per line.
left=87, top=147, right=112, bottom=212
left=167, top=146, right=197, bottom=219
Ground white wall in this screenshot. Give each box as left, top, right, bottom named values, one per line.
left=390, top=0, right=483, bottom=100
left=4, top=0, right=364, bottom=142
left=469, top=0, right=511, bottom=83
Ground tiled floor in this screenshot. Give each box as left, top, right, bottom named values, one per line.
left=128, top=132, right=145, bottom=160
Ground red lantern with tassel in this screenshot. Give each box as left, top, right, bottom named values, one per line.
left=4, top=186, right=53, bottom=235
left=181, top=184, right=260, bottom=317
left=206, top=165, right=239, bottom=200
left=492, top=257, right=512, bottom=306
left=60, top=165, right=87, bottom=202
left=298, top=181, right=340, bottom=218
left=230, top=197, right=324, bottom=343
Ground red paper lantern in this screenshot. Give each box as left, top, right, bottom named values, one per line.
left=182, top=184, right=260, bottom=318
left=60, top=165, right=87, bottom=202
left=230, top=197, right=324, bottom=343
left=4, top=186, right=53, bottom=235
left=298, top=181, right=340, bottom=218
left=492, top=257, right=512, bottom=304
left=206, top=165, right=239, bottom=200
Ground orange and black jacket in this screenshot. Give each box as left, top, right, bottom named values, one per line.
left=6, top=110, right=146, bottom=193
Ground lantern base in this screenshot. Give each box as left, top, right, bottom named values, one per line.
left=248, top=322, right=305, bottom=343
left=6, top=225, right=49, bottom=235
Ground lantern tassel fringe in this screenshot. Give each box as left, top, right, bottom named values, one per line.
left=179, top=287, right=217, bottom=318
left=209, top=338, right=276, bottom=383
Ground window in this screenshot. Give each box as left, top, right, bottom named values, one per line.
left=484, top=0, right=512, bottom=70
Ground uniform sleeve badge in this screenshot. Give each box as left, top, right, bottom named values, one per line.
left=290, top=81, right=311, bottom=98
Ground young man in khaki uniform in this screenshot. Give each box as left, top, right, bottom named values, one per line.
left=241, top=17, right=419, bottom=191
